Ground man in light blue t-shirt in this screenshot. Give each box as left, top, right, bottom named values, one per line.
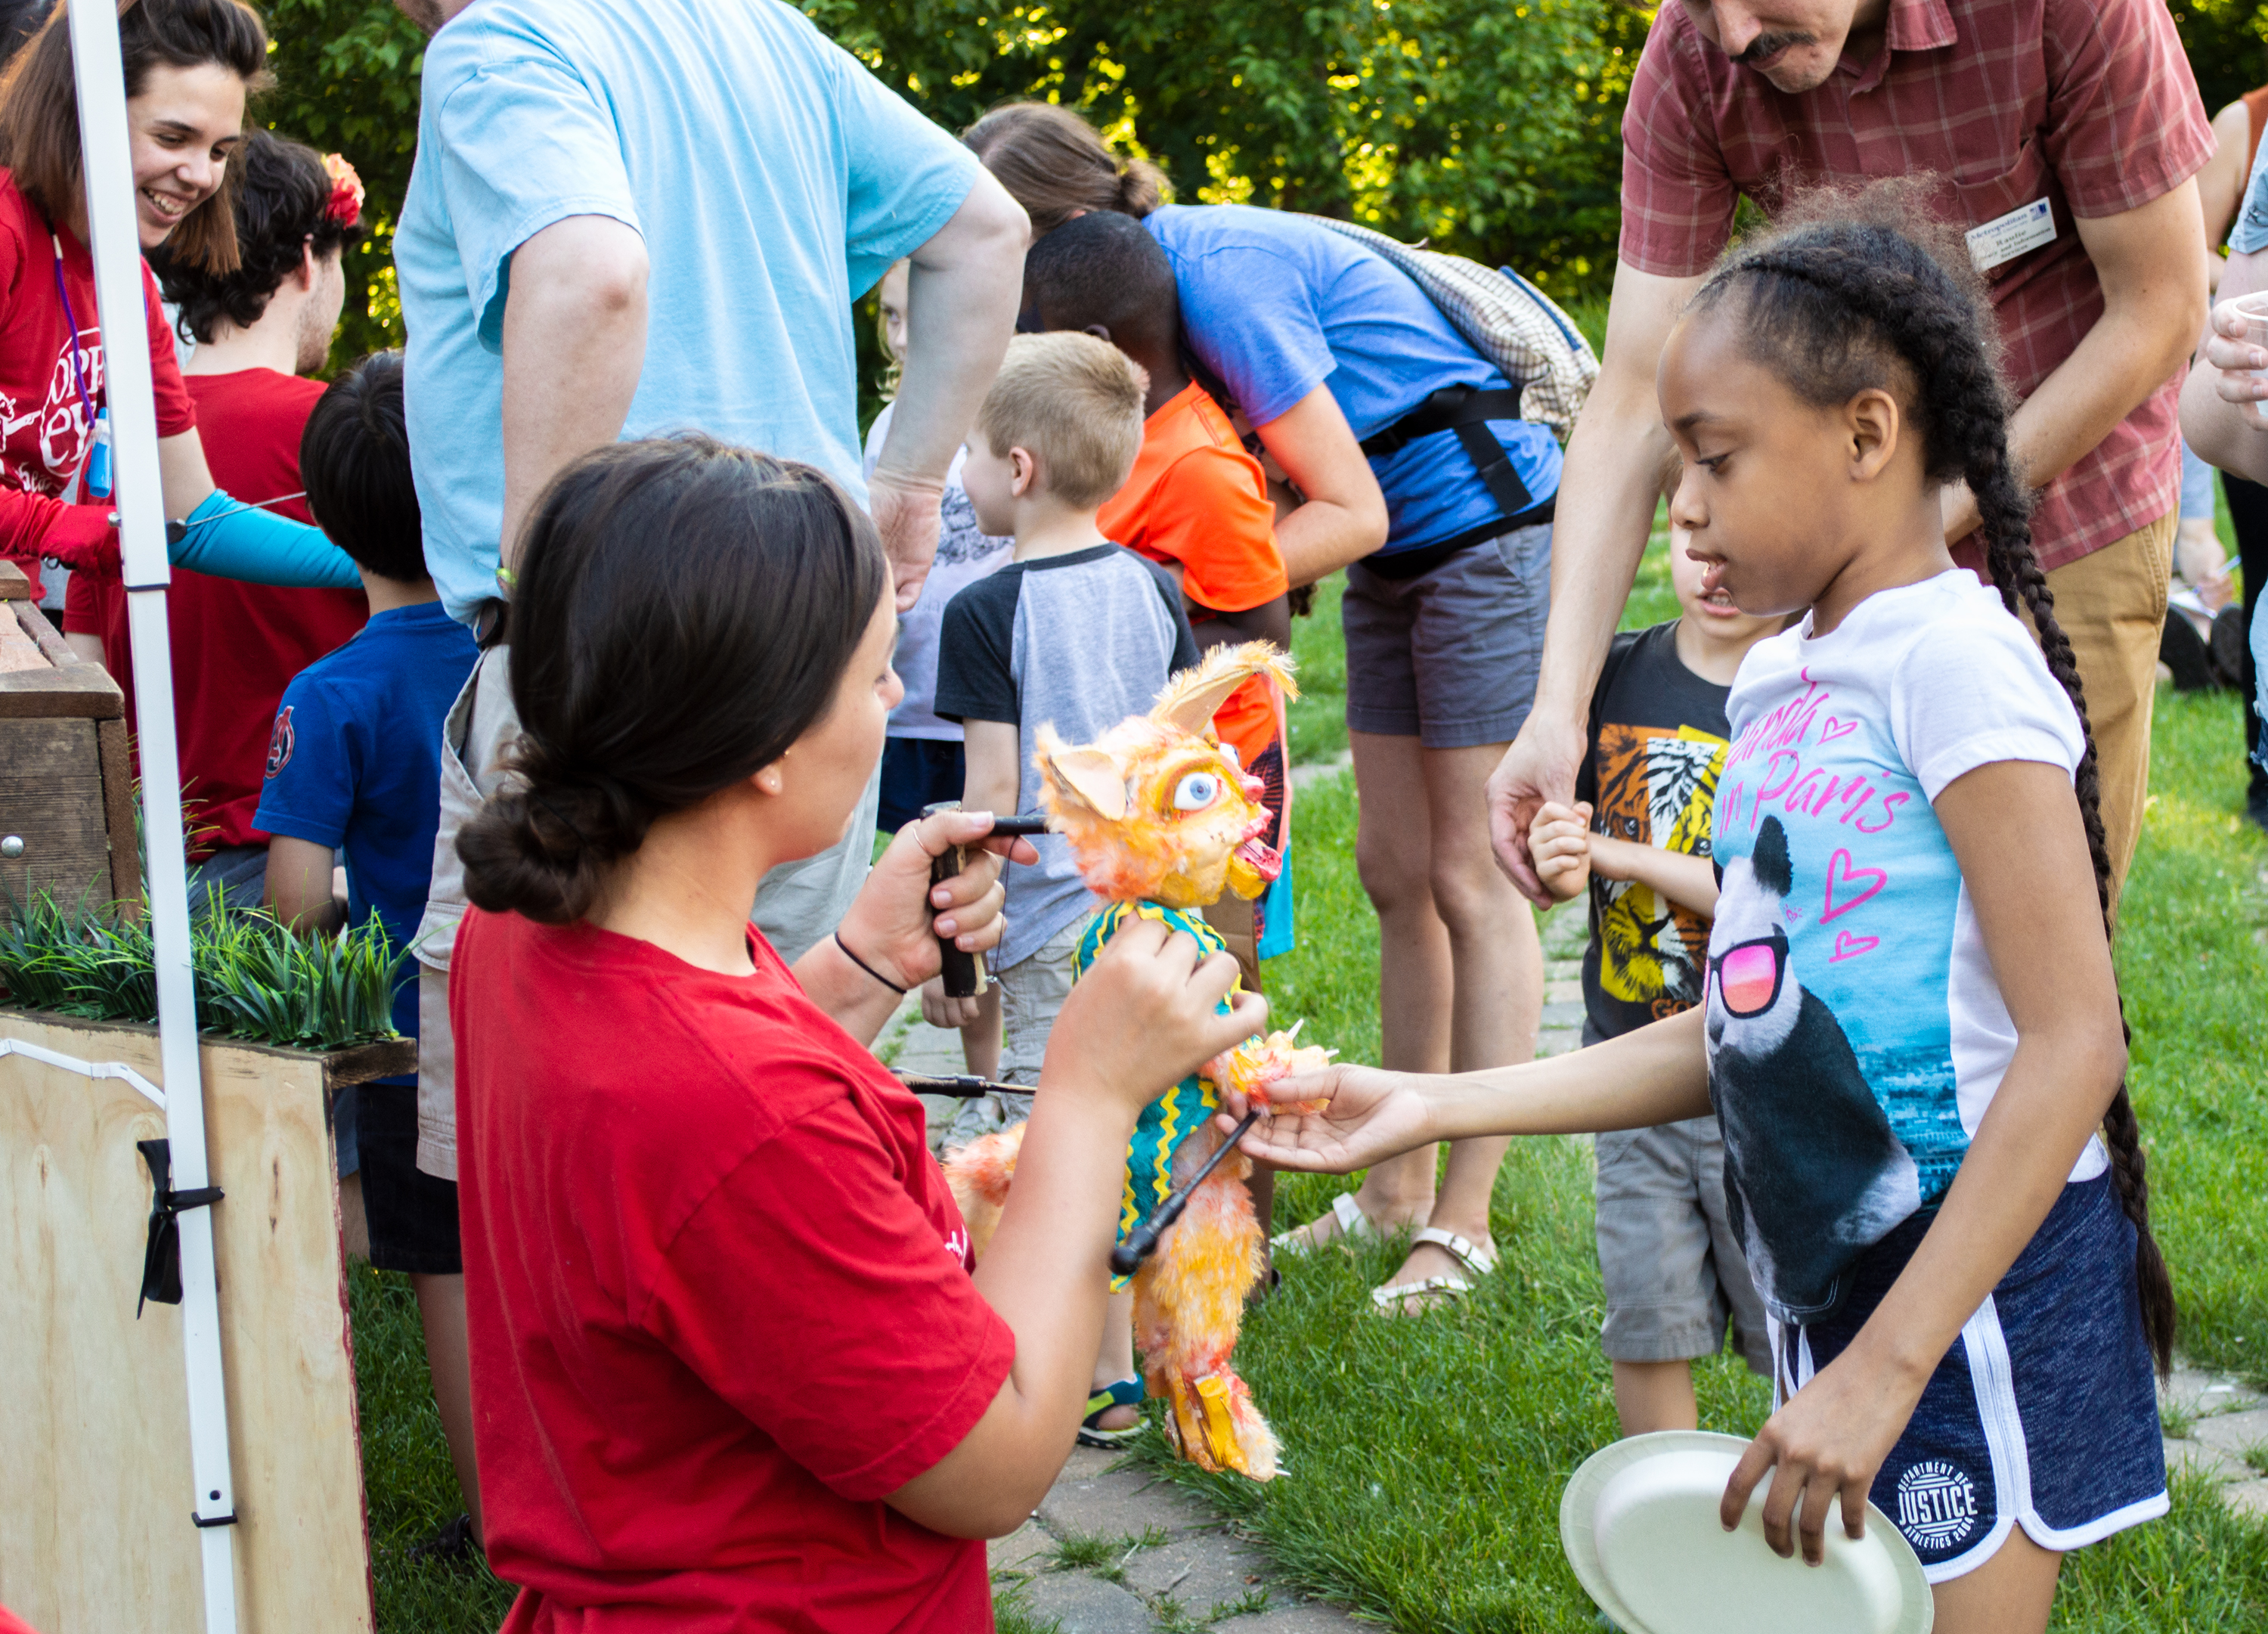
left=391, top=0, right=1025, bottom=1183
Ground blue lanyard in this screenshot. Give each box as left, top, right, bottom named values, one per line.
left=48, top=229, right=113, bottom=501
left=49, top=231, right=99, bottom=438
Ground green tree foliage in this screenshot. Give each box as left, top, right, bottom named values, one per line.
left=807, top=0, right=1650, bottom=295
left=2171, top=2, right=2268, bottom=119
left=259, top=0, right=428, bottom=364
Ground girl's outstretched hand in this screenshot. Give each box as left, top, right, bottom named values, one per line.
left=1719, top=1344, right=1926, bottom=1565
left=1214, top=1064, right=1439, bottom=1175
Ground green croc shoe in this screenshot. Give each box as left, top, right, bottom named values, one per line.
left=1077, top=1376, right=1145, bottom=1448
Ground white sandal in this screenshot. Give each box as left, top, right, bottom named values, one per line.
left=1270, top=1190, right=1380, bottom=1256
left=1368, top=1226, right=1498, bottom=1314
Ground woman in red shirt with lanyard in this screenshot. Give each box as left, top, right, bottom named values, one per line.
left=0, top=0, right=352, bottom=614
left=448, top=438, right=1262, bottom=1630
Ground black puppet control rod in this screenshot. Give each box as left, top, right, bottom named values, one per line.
left=894, top=1068, right=1263, bottom=1276
left=922, top=805, right=1051, bottom=999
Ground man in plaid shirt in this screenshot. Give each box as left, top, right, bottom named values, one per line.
left=1489, top=0, right=2211, bottom=908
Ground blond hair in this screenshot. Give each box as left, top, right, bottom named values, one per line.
left=976, top=332, right=1146, bottom=509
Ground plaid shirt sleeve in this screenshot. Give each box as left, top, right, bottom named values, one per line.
left=1618, top=12, right=1740, bottom=279
left=2041, top=0, right=2212, bottom=220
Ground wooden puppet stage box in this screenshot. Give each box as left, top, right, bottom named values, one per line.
left=0, top=1009, right=411, bottom=1632
left=0, top=561, right=139, bottom=919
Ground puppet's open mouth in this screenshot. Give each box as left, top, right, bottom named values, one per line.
left=1232, top=812, right=1282, bottom=883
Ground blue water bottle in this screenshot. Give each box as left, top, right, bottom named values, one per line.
left=85, top=408, right=113, bottom=501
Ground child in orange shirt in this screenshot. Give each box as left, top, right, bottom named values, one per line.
left=1022, top=211, right=1297, bottom=978
left=1021, top=215, right=1300, bottom=1373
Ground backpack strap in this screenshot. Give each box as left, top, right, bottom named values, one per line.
left=1359, top=384, right=1535, bottom=523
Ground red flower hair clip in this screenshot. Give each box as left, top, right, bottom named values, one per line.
left=323, top=153, right=365, bottom=229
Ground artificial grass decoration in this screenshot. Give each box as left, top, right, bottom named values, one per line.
left=0, top=889, right=404, bottom=1053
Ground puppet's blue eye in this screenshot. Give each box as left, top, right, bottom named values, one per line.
left=1172, top=772, right=1222, bottom=811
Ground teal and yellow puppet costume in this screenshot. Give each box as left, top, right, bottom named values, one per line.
left=944, top=644, right=1331, bottom=1480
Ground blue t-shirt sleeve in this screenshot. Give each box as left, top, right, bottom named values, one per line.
left=431, top=55, right=643, bottom=350
left=2232, top=135, right=2268, bottom=255
left=253, top=675, right=355, bottom=850
left=1170, top=243, right=1338, bottom=429
left=829, top=45, right=981, bottom=299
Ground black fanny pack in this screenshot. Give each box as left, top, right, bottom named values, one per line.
left=1357, top=384, right=1551, bottom=580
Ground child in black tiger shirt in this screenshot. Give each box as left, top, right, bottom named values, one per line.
left=1529, top=526, right=1791, bottom=1437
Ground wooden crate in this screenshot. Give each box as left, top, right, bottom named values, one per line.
left=0, top=561, right=139, bottom=918
left=0, top=1009, right=414, bottom=1633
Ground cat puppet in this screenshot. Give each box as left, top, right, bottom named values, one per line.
left=944, top=641, right=1331, bottom=1481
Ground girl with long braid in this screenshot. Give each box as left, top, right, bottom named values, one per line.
left=1225, top=210, right=2169, bottom=1632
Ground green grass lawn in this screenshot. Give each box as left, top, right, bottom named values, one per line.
left=1138, top=690, right=2268, bottom=1629
left=352, top=535, right=2266, bottom=1629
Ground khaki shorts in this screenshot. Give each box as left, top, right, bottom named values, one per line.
left=937, top=910, right=1090, bottom=1154
left=2037, top=512, right=2173, bottom=907
left=1594, top=1115, right=1771, bottom=1375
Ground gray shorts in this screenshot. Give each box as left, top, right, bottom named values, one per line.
left=1594, top=1115, right=1771, bottom=1375
left=1342, top=520, right=1551, bottom=749
left=937, top=910, right=1089, bottom=1154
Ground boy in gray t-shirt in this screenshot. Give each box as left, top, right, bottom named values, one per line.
left=933, top=333, right=1200, bottom=1150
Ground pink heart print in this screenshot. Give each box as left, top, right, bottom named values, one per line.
left=1830, top=930, right=1879, bottom=961
left=1817, top=715, right=1859, bottom=745
left=1820, top=848, right=1885, bottom=922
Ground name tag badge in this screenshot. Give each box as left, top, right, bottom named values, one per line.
left=1966, top=198, right=2056, bottom=274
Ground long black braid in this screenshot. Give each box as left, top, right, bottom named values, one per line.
left=1688, top=217, right=2177, bottom=1375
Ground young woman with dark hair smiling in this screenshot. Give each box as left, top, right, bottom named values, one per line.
left=0, top=0, right=355, bottom=622
left=447, top=436, right=1261, bottom=1630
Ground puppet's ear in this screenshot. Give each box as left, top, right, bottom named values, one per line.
left=1046, top=747, right=1126, bottom=820
left=1154, top=671, right=1246, bottom=738
left=1151, top=640, right=1298, bottom=736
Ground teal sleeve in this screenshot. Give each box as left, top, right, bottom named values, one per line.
left=169, top=490, right=361, bottom=589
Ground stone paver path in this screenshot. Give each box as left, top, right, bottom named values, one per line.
left=2161, top=1364, right=2268, bottom=1516
left=989, top=1444, right=1365, bottom=1632
left=877, top=764, right=2264, bottom=1629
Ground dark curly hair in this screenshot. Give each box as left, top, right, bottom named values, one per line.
left=1689, top=209, right=2177, bottom=1376
left=153, top=127, right=359, bottom=344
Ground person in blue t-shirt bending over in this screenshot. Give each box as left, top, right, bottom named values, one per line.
left=386, top=0, right=1026, bottom=1201
left=968, top=104, right=1560, bottom=1313
left=256, top=352, right=484, bottom=1551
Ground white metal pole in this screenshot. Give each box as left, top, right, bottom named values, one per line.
left=65, top=3, right=241, bottom=1629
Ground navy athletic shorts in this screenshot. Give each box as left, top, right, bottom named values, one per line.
left=1778, top=1170, right=2166, bottom=1582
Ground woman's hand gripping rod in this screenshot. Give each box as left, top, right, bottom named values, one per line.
left=923, top=804, right=1050, bottom=997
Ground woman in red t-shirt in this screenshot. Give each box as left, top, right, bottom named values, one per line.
left=448, top=438, right=1262, bottom=1632
left=0, top=0, right=353, bottom=607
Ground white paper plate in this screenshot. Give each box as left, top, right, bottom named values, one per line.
left=1560, top=1431, right=1932, bottom=1634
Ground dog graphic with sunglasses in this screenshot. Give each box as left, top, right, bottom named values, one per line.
left=1706, top=815, right=1920, bottom=1323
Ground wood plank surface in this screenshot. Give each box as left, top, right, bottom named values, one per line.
left=0, top=718, right=113, bottom=917
left=0, top=661, right=122, bottom=719
left=14, top=600, right=78, bottom=669
left=95, top=715, right=138, bottom=912
left=0, top=608, right=40, bottom=673
left=0, top=1013, right=373, bottom=1633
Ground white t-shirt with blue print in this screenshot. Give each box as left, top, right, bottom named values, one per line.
left=1704, top=571, right=2101, bottom=1323
left=395, top=0, right=981, bottom=625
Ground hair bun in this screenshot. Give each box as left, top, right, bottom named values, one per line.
left=1116, top=157, right=1166, bottom=219
left=457, top=770, right=655, bottom=926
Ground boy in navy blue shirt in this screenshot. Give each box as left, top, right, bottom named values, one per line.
left=254, top=351, right=484, bottom=1548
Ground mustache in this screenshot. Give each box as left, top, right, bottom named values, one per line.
left=1736, top=29, right=1815, bottom=65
